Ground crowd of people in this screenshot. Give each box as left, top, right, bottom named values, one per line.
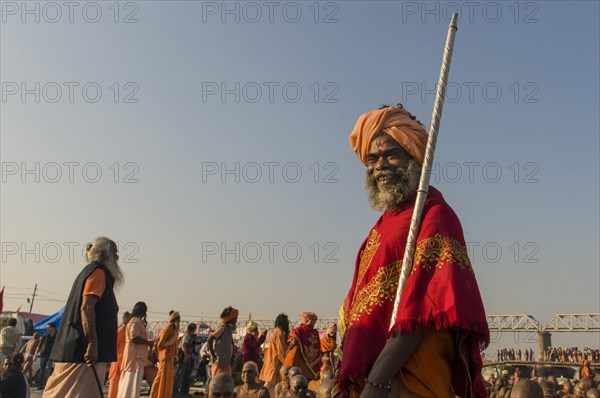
left=0, top=318, right=57, bottom=394
left=544, top=348, right=600, bottom=364
left=136, top=307, right=338, bottom=398
left=486, top=370, right=599, bottom=398
left=493, top=347, right=600, bottom=364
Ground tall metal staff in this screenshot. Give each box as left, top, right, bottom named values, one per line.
left=389, top=13, right=459, bottom=329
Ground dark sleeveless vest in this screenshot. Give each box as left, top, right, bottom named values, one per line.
left=50, top=263, right=118, bottom=363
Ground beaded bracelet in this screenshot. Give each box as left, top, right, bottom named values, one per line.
left=364, top=378, right=392, bottom=393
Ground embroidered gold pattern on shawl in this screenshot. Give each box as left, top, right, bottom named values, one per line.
left=344, top=233, right=471, bottom=326
left=342, top=229, right=382, bottom=332
left=347, top=260, right=401, bottom=323
left=412, top=233, right=472, bottom=273
left=355, top=229, right=381, bottom=289
left=293, top=333, right=321, bottom=378
left=305, top=334, right=321, bottom=367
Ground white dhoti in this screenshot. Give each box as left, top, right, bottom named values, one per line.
left=116, top=367, right=144, bottom=398
left=43, top=362, right=106, bottom=398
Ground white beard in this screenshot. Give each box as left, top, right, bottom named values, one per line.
left=104, top=255, right=124, bottom=290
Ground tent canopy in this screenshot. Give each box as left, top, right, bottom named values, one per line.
left=34, top=306, right=65, bottom=336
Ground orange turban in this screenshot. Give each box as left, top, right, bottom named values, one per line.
left=300, top=312, right=318, bottom=325
left=221, top=308, right=239, bottom=323
left=349, top=106, right=427, bottom=165
left=168, top=311, right=180, bottom=322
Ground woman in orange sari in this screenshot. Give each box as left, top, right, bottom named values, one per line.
left=149, top=311, right=180, bottom=398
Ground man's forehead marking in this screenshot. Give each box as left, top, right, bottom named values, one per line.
left=370, top=136, right=400, bottom=152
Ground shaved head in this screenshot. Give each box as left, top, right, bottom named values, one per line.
left=510, top=380, right=544, bottom=398
left=579, top=378, right=598, bottom=390
left=288, top=366, right=303, bottom=378
left=563, top=380, right=573, bottom=393
left=586, top=388, right=600, bottom=398
left=241, top=361, right=258, bottom=383
left=280, top=365, right=290, bottom=376
left=210, top=374, right=235, bottom=398
left=290, top=374, right=309, bottom=398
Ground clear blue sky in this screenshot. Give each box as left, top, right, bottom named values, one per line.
left=1, top=1, right=598, bottom=353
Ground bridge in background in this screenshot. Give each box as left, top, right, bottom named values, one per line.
left=486, top=313, right=600, bottom=357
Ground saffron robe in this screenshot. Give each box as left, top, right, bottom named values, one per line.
left=260, top=327, right=288, bottom=386
left=149, top=324, right=177, bottom=398
left=284, top=325, right=322, bottom=380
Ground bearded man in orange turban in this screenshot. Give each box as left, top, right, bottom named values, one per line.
left=335, top=104, right=489, bottom=398
left=284, top=312, right=322, bottom=381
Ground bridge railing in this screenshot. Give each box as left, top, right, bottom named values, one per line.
left=145, top=313, right=600, bottom=338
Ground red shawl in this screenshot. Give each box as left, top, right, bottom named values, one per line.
left=289, top=324, right=322, bottom=378
left=338, top=187, right=489, bottom=397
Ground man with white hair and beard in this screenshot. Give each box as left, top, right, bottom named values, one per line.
left=43, top=236, right=123, bottom=398
left=335, top=105, right=489, bottom=398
